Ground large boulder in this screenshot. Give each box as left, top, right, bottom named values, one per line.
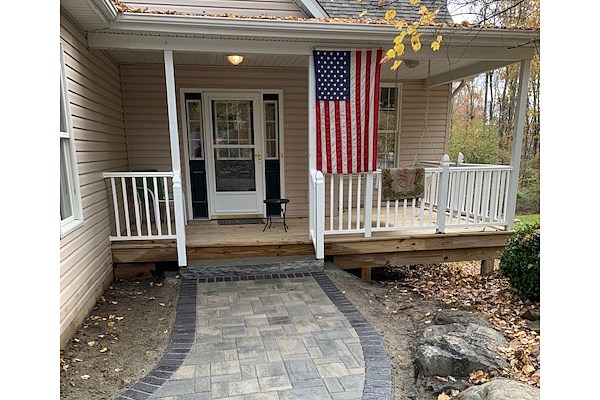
left=415, top=311, right=509, bottom=377
left=455, top=378, right=540, bottom=400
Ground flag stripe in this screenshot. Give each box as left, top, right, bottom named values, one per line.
left=364, top=50, right=371, bottom=172
left=324, top=101, right=332, bottom=173
left=316, top=100, right=322, bottom=171
left=345, top=100, right=352, bottom=173
left=372, top=49, right=383, bottom=171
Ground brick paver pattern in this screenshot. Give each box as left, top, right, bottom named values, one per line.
left=149, top=276, right=365, bottom=400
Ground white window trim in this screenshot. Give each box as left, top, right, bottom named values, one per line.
left=378, top=83, right=403, bottom=168
left=60, top=43, right=83, bottom=235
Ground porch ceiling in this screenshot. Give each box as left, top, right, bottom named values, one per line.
left=106, top=48, right=503, bottom=83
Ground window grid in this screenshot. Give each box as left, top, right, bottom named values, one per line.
left=264, top=100, right=279, bottom=159
left=377, top=87, right=399, bottom=169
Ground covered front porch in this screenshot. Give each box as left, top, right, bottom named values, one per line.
left=94, top=15, right=535, bottom=270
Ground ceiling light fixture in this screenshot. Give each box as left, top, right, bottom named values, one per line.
left=227, top=55, right=244, bottom=66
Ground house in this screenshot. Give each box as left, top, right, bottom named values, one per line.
left=59, top=0, right=540, bottom=347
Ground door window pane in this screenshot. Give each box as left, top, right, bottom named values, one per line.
left=186, top=100, right=203, bottom=159
left=214, top=149, right=256, bottom=192
left=264, top=101, right=278, bottom=159
left=213, top=100, right=253, bottom=145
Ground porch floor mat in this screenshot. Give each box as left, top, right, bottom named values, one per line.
left=217, top=218, right=265, bottom=225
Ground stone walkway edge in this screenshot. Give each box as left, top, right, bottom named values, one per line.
left=116, top=272, right=391, bottom=400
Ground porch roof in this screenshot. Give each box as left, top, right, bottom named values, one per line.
left=62, top=0, right=539, bottom=84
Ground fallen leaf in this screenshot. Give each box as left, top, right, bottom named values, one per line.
left=80, top=375, right=90, bottom=380
left=438, top=393, right=450, bottom=400
left=87, top=341, right=96, bottom=347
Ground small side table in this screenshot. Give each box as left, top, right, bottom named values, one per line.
left=263, top=198, right=290, bottom=232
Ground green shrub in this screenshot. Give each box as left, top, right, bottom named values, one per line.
left=499, top=224, right=540, bottom=302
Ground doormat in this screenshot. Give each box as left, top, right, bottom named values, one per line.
left=217, top=218, right=265, bottom=225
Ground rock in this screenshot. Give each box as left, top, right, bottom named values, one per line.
left=433, top=310, right=492, bottom=328
left=520, top=309, right=540, bottom=321
left=415, top=323, right=509, bottom=377
left=455, top=378, right=540, bottom=400
left=526, top=320, right=540, bottom=334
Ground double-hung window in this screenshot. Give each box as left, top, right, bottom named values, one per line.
left=60, top=45, right=83, bottom=234
left=377, top=85, right=401, bottom=169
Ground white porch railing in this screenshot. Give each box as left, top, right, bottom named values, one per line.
left=309, top=154, right=514, bottom=255
left=103, top=171, right=177, bottom=241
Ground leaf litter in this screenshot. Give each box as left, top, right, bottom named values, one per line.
left=372, top=261, right=540, bottom=390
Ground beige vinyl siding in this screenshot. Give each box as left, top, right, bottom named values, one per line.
left=397, top=82, right=452, bottom=165
left=120, top=65, right=309, bottom=217
left=60, top=13, right=128, bottom=348
left=120, top=0, right=307, bottom=17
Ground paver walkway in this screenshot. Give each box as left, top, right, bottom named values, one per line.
left=116, top=261, right=391, bottom=400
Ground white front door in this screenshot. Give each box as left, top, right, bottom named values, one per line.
left=204, top=93, right=265, bottom=217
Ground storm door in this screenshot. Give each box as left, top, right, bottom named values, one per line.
left=203, top=93, right=265, bottom=217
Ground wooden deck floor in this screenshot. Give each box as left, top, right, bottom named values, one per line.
left=111, top=216, right=511, bottom=276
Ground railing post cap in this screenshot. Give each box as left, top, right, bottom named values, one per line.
left=441, top=154, right=450, bottom=163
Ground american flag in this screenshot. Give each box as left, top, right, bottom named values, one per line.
left=314, top=49, right=382, bottom=174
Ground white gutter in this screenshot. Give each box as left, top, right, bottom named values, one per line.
left=89, top=0, right=118, bottom=21
left=107, top=12, right=539, bottom=46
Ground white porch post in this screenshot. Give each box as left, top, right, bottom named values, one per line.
left=164, top=50, right=187, bottom=266
left=436, top=154, right=450, bottom=233
left=308, top=53, right=317, bottom=172
left=505, top=59, right=532, bottom=231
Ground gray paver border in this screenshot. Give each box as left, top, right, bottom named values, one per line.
left=115, top=279, right=197, bottom=400
left=310, top=271, right=392, bottom=400
left=115, top=270, right=392, bottom=400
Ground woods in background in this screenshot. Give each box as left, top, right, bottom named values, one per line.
left=447, top=0, right=540, bottom=213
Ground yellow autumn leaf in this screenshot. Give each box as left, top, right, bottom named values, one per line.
left=359, top=9, right=367, bottom=17
left=394, top=31, right=407, bottom=44
left=438, top=393, right=450, bottom=400
left=437, top=35, right=443, bottom=42
left=410, top=0, right=421, bottom=5
left=411, top=33, right=422, bottom=51
left=431, top=41, right=440, bottom=51
left=394, top=43, right=405, bottom=56
left=418, top=6, right=428, bottom=15
left=395, top=20, right=405, bottom=29
left=356, top=0, right=363, bottom=2
left=385, top=9, right=397, bottom=21
left=391, top=60, right=402, bottom=71
left=386, top=48, right=396, bottom=59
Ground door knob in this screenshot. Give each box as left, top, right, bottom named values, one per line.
left=256, top=150, right=263, bottom=164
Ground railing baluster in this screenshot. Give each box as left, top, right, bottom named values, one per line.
left=356, top=174, right=362, bottom=230
left=110, top=177, right=121, bottom=238
left=153, top=176, right=162, bottom=236
left=394, top=199, right=399, bottom=228
left=132, top=177, right=142, bottom=236
left=376, top=172, right=382, bottom=228
left=121, top=177, right=131, bottom=237
left=402, top=199, right=407, bottom=226
left=474, top=171, right=483, bottom=223
left=347, top=174, right=353, bottom=230
left=164, top=177, right=172, bottom=235
left=142, top=177, right=152, bottom=236
left=482, top=171, right=491, bottom=223
left=330, top=174, right=335, bottom=231
left=419, top=196, right=425, bottom=226
left=411, top=198, right=416, bottom=226
left=501, top=171, right=510, bottom=223
left=338, top=175, right=344, bottom=231
left=465, top=171, right=473, bottom=224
